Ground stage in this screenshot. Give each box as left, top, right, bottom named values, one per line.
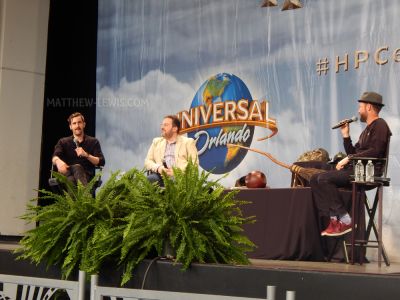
left=250, top=258, right=400, bottom=276
left=1, top=185, right=399, bottom=300
left=2, top=239, right=399, bottom=275
left=1, top=242, right=400, bottom=300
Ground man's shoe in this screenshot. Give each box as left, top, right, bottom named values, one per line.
left=321, top=219, right=338, bottom=236
left=324, top=220, right=352, bottom=237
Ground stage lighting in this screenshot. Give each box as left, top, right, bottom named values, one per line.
left=281, top=0, right=302, bottom=10
left=261, top=0, right=278, bottom=7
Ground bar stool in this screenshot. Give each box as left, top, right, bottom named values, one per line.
left=348, top=156, right=390, bottom=266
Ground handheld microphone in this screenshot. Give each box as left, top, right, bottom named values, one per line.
left=331, top=116, right=358, bottom=129
left=73, top=137, right=80, bottom=148
left=162, top=160, right=168, bottom=168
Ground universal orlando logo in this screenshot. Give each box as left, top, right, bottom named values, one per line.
left=176, top=73, right=278, bottom=174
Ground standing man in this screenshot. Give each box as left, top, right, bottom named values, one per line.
left=52, top=112, right=105, bottom=186
left=145, top=115, right=198, bottom=186
left=310, top=92, right=391, bottom=236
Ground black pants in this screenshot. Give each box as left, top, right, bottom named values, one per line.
left=310, top=168, right=353, bottom=217
left=146, top=172, right=164, bottom=187
left=66, top=164, right=90, bottom=186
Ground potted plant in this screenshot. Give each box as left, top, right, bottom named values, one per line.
left=15, top=171, right=129, bottom=278
left=16, top=162, right=255, bottom=285
left=115, top=161, right=256, bottom=284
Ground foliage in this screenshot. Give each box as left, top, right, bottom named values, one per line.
left=85, top=168, right=164, bottom=284
left=15, top=171, right=127, bottom=278
left=163, top=161, right=255, bottom=266
left=115, top=161, right=255, bottom=284
left=16, top=162, right=255, bottom=285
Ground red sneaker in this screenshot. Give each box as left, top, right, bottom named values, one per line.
left=321, top=219, right=338, bottom=236
left=324, top=220, right=352, bottom=237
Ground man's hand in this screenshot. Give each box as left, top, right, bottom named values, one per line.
left=158, top=166, right=174, bottom=177
left=53, top=156, right=69, bottom=174
left=56, top=160, right=69, bottom=174
left=75, top=147, right=88, bottom=158
left=336, top=156, right=350, bottom=170
left=164, top=168, right=174, bottom=177
left=340, top=123, right=350, bottom=138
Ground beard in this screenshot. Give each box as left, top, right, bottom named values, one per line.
left=74, top=128, right=83, bottom=136
left=359, top=113, right=367, bottom=122
left=162, top=130, right=172, bottom=139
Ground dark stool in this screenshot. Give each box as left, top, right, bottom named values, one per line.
left=347, top=155, right=391, bottom=267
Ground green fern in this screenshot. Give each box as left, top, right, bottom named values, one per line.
left=15, top=171, right=128, bottom=278
left=16, top=162, right=255, bottom=286
left=116, top=161, right=255, bottom=285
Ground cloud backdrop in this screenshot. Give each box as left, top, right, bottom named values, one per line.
left=97, top=0, right=400, bottom=261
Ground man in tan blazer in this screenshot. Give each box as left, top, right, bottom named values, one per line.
left=145, top=115, right=198, bottom=185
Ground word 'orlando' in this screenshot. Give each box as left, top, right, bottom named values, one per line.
left=177, top=100, right=277, bottom=155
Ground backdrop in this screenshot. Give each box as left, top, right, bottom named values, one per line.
left=96, top=0, right=399, bottom=261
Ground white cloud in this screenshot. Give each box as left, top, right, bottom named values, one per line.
left=96, top=69, right=195, bottom=180
left=96, top=0, right=400, bottom=261
left=98, top=0, right=400, bottom=89
left=97, top=70, right=313, bottom=188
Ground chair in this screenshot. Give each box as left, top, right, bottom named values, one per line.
left=48, top=164, right=63, bottom=194
left=48, top=164, right=103, bottom=195
left=347, top=138, right=391, bottom=266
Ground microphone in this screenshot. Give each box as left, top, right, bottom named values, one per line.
left=73, top=137, right=80, bottom=148
left=331, top=116, right=358, bottom=129
left=162, top=160, right=168, bottom=168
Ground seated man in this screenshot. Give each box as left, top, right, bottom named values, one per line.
left=52, top=112, right=105, bottom=186
left=144, top=115, right=198, bottom=186
left=310, top=92, right=391, bottom=237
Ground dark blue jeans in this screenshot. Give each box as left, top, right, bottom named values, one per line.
left=310, top=168, right=353, bottom=217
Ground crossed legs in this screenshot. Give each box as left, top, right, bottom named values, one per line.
left=310, top=169, right=353, bottom=236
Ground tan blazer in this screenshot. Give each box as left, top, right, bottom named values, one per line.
left=144, top=135, right=198, bottom=173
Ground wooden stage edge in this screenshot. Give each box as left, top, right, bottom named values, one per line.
left=1, top=245, right=400, bottom=300
left=1, top=240, right=399, bottom=277
left=249, top=258, right=400, bottom=277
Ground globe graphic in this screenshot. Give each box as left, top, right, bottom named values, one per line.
left=188, top=73, right=254, bottom=174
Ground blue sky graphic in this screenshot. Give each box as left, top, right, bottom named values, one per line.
left=96, top=0, right=400, bottom=260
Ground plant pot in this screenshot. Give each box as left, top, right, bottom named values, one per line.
left=162, top=240, right=176, bottom=259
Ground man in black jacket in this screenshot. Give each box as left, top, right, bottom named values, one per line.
left=310, top=92, right=391, bottom=236
left=52, top=112, right=105, bottom=185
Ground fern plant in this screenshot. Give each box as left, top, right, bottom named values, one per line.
left=15, top=171, right=127, bottom=278
left=84, top=168, right=164, bottom=282
left=164, top=162, right=255, bottom=267
left=116, top=161, right=256, bottom=285
left=16, top=162, right=255, bottom=286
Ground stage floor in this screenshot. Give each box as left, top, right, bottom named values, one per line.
left=250, top=258, right=400, bottom=276
left=2, top=243, right=400, bottom=300
left=2, top=239, right=399, bottom=278
left=0, top=241, right=19, bottom=251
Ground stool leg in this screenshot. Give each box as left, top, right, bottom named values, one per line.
left=351, top=182, right=357, bottom=265
left=378, top=185, right=383, bottom=267
left=342, top=240, right=349, bottom=263
left=365, top=190, right=390, bottom=266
